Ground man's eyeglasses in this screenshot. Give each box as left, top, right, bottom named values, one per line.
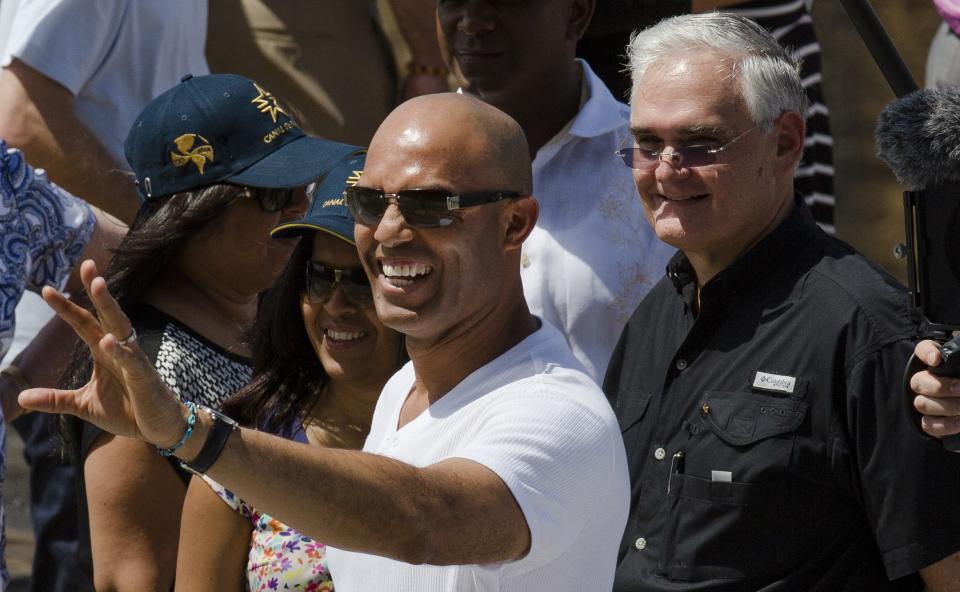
left=343, top=186, right=521, bottom=228
left=616, top=126, right=760, bottom=170
left=243, top=182, right=317, bottom=213
left=304, top=262, right=373, bottom=307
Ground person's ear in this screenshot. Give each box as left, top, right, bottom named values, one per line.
left=567, top=0, right=595, bottom=43
left=502, top=195, right=539, bottom=251
left=774, top=111, right=805, bottom=172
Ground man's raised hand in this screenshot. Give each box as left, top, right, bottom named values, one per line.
left=17, top=259, right=188, bottom=448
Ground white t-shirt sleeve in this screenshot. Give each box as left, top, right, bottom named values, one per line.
left=452, top=381, right=621, bottom=568
left=2, top=0, right=126, bottom=94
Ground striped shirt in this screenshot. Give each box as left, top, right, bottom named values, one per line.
left=722, top=0, right=836, bottom=234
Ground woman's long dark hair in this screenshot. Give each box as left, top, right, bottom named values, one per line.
left=221, top=236, right=328, bottom=432
left=60, top=184, right=242, bottom=451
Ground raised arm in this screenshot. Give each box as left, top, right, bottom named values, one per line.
left=20, top=261, right=531, bottom=566
left=0, top=59, right=139, bottom=223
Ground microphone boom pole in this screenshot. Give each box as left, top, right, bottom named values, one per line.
left=838, top=0, right=918, bottom=98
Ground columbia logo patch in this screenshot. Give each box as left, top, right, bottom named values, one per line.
left=752, top=371, right=796, bottom=394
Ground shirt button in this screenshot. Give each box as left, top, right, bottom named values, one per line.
left=521, top=255, right=531, bottom=268
left=675, top=358, right=688, bottom=371
left=634, top=537, right=647, bottom=551
left=654, top=447, right=666, bottom=461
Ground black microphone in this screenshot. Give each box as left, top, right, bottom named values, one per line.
left=877, top=87, right=960, bottom=449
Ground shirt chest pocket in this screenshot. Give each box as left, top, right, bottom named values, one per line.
left=699, top=389, right=806, bottom=462
left=658, top=390, right=810, bottom=582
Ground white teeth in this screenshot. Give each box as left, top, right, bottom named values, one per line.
left=326, top=330, right=364, bottom=342
left=381, top=262, right=433, bottom=278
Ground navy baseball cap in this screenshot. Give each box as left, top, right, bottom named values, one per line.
left=124, top=73, right=360, bottom=201
left=271, top=151, right=366, bottom=245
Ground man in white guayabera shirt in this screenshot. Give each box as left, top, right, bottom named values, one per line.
left=19, top=93, right=630, bottom=592
left=394, top=0, right=675, bottom=382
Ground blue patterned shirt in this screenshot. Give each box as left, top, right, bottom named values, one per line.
left=0, top=141, right=94, bottom=586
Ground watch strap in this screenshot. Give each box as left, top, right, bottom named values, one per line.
left=180, top=406, right=237, bottom=475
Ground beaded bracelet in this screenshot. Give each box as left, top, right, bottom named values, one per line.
left=156, top=401, right=198, bottom=457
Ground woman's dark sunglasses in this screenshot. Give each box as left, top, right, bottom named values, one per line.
left=305, top=262, right=373, bottom=307
left=343, top=186, right=521, bottom=228
left=244, top=182, right=317, bottom=213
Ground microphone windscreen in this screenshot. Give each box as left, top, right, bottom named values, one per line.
left=876, top=86, right=960, bottom=190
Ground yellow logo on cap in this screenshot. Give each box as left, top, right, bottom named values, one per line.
left=347, top=170, right=363, bottom=186
left=171, top=134, right=214, bottom=174
left=251, top=83, right=287, bottom=123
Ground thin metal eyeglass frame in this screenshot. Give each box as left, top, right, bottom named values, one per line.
left=616, top=125, right=761, bottom=171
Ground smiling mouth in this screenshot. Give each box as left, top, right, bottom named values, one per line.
left=325, top=329, right=366, bottom=343
left=380, top=262, right=434, bottom=287
left=660, top=193, right=710, bottom=202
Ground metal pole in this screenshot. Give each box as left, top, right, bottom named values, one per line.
left=838, top=0, right=918, bottom=98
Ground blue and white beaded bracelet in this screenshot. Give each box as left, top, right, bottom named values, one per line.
left=156, top=400, right=199, bottom=457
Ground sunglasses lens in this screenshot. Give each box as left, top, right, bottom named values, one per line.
left=256, top=188, right=294, bottom=212
left=619, top=148, right=659, bottom=170
left=306, top=272, right=335, bottom=303
left=676, top=146, right=716, bottom=168
left=340, top=281, right=374, bottom=306
left=305, top=264, right=373, bottom=306
left=397, top=190, right=454, bottom=227
left=344, top=187, right=386, bottom=224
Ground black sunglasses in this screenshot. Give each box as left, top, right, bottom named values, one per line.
left=243, top=182, right=317, bottom=213
left=343, top=186, right=521, bottom=228
left=305, top=262, right=373, bottom=307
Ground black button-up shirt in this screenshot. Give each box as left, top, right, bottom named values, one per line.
left=605, top=201, right=960, bottom=591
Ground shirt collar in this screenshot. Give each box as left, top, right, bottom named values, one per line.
left=567, top=59, right=629, bottom=139
left=668, top=196, right=823, bottom=306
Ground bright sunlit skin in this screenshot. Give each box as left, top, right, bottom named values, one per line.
left=629, top=51, right=805, bottom=286
left=356, top=99, right=537, bottom=346
left=355, top=94, right=539, bottom=429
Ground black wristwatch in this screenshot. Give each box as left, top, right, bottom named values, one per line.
left=180, top=405, right=238, bottom=476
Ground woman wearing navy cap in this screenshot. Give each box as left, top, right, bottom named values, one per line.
left=60, top=74, right=361, bottom=590
left=174, top=153, right=405, bottom=590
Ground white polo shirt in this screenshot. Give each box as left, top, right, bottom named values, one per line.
left=522, top=60, right=676, bottom=383
left=326, top=321, right=630, bottom=591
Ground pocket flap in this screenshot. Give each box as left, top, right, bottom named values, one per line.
left=616, top=389, right=653, bottom=433
left=699, top=390, right=807, bottom=446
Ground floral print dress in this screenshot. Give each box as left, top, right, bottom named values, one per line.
left=203, top=423, right=333, bottom=591
left=204, top=476, right=333, bottom=591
